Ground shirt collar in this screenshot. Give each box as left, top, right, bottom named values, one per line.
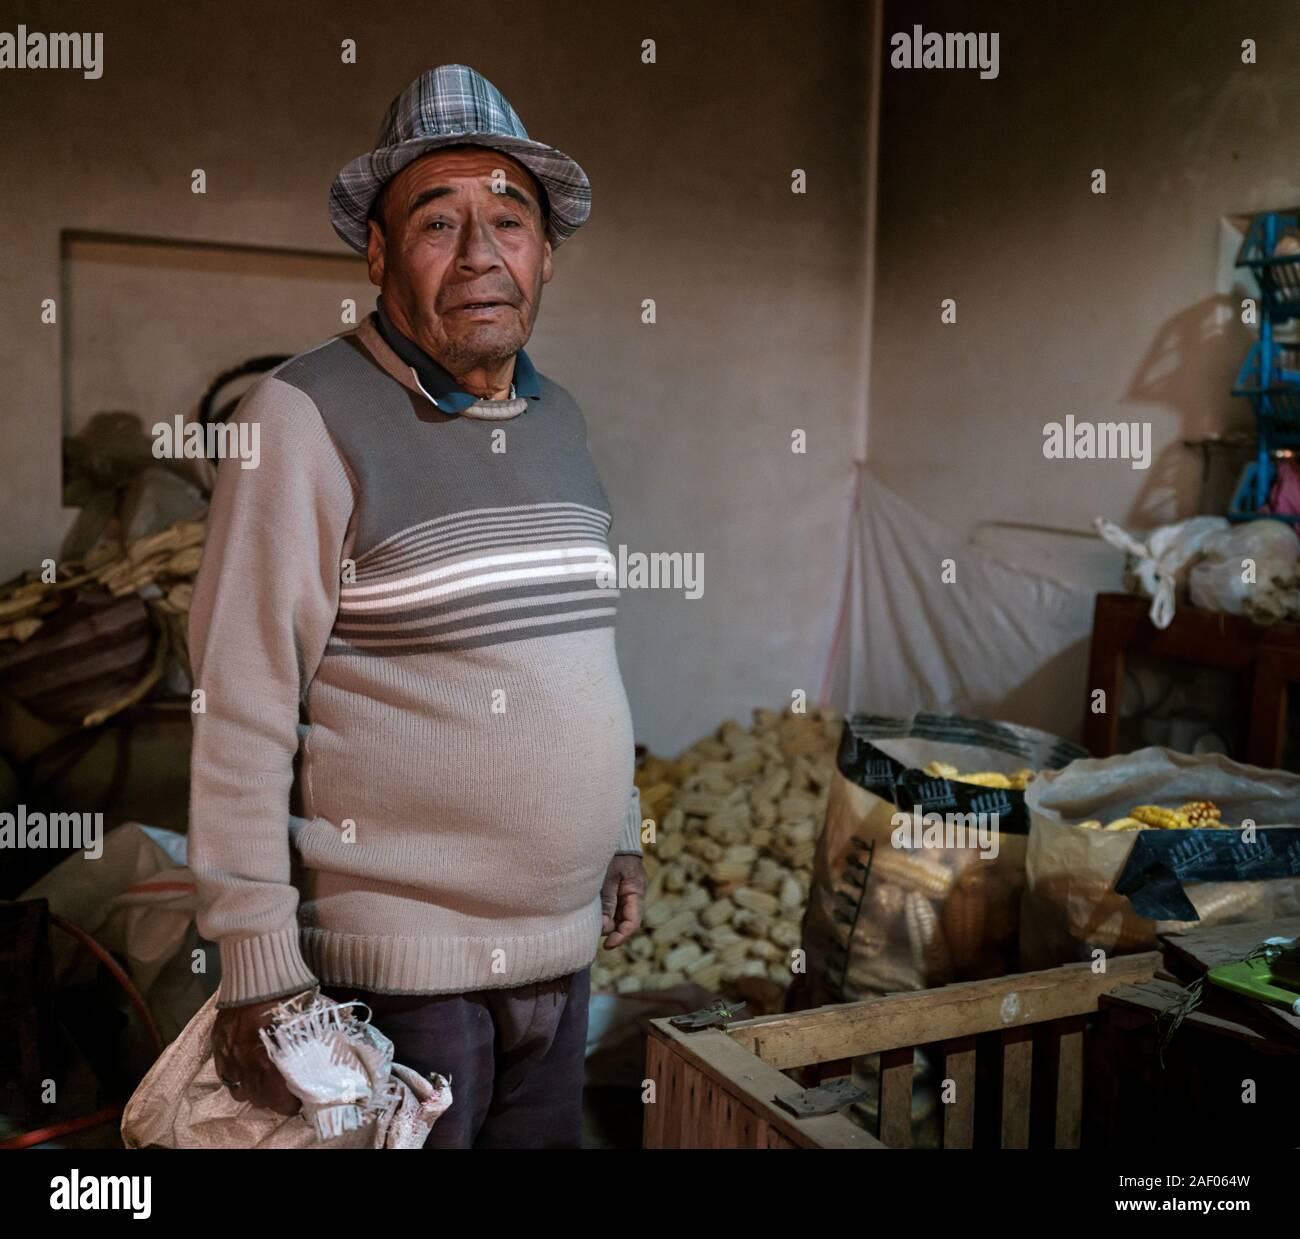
left=373, top=295, right=540, bottom=413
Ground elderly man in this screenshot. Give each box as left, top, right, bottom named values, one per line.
left=188, top=64, right=645, bottom=1149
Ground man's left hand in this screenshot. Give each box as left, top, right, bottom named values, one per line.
left=600, top=853, right=646, bottom=949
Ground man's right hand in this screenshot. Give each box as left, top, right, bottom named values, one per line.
left=211, top=991, right=316, bottom=1116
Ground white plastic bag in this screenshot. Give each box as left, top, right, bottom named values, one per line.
left=121, top=992, right=452, bottom=1149
left=1188, top=520, right=1300, bottom=615
left=1095, top=515, right=1228, bottom=629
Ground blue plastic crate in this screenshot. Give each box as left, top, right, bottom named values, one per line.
left=1236, top=212, right=1300, bottom=320
left=1232, top=339, right=1300, bottom=437
left=1227, top=458, right=1300, bottom=525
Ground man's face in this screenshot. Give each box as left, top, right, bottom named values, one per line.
left=367, top=146, right=553, bottom=374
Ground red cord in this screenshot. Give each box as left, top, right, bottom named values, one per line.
left=48, top=912, right=165, bottom=1056
left=3, top=914, right=169, bottom=1149
left=0, top=1107, right=122, bottom=1150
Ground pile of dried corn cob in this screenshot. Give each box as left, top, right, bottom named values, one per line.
left=593, top=705, right=841, bottom=1003
left=922, top=761, right=1037, bottom=790
left=1075, top=800, right=1232, bottom=831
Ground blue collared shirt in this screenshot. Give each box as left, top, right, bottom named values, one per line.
left=374, top=295, right=541, bottom=413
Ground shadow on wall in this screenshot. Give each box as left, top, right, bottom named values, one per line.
left=975, top=635, right=1092, bottom=744
left=1124, top=294, right=1253, bottom=526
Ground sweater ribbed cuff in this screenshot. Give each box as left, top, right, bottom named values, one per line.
left=615, top=786, right=644, bottom=857
left=216, top=926, right=320, bottom=1008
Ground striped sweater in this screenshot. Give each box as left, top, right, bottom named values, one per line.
left=188, top=312, right=641, bottom=1007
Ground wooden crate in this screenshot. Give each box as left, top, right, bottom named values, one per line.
left=643, top=953, right=1159, bottom=1149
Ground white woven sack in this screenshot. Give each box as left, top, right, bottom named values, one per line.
left=121, top=993, right=451, bottom=1149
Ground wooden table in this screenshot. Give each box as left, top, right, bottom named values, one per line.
left=1083, top=592, right=1300, bottom=767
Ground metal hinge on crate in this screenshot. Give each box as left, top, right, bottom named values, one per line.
left=773, top=1077, right=869, bottom=1118
left=667, top=999, right=749, bottom=1031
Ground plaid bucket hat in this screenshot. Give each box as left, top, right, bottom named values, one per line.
left=328, top=64, right=591, bottom=253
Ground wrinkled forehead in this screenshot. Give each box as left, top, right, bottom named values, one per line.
left=386, top=145, right=544, bottom=207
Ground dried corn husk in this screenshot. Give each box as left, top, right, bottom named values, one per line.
left=0, top=516, right=208, bottom=726
left=591, top=704, right=838, bottom=1012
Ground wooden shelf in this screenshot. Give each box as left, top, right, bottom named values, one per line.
left=1083, top=592, right=1300, bottom=769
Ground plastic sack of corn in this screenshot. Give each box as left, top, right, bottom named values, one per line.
left=121, top=990, right=451, bottom=1149
left=799, top=713, right=1086, bottom=1005
left=1020, top=747, right=1300, bottom=969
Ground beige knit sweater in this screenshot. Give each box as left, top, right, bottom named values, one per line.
left=188, top=315, right=641, bottom=1007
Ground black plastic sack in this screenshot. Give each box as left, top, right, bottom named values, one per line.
left=1116, top=825, right=1300, bottom=921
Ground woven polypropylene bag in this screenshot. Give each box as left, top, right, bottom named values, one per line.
left=1020, top=748, right=1300, bottom=969
left=121, top=993, right=450, bottom=1149
left=0, top=588, right=154, bottom=725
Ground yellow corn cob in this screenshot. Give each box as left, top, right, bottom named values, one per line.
left=870, top=847, right=954, bottom=899
left=1163, top=883, right=1259, bottom=931
left=904, top=891, right=953, bottom=983
left=850, top=923, right=888, bottom=959
left=952, top=771, right=1012, bottom=789
left=1130, top=805, right=1192, bottom=830
left=922, top=763, right=1038, bottom=790
left=1076, top=819, right=1102, bottom=830
left=867, top=880, right=906, bottom=922
left=923, top=760, right=960, bottom=779
left=1191, top=883, right=1259, bottom=921
left=1177, top=800, right=1222, bottom=827
left=1104, top=817, right=1144, bottom=831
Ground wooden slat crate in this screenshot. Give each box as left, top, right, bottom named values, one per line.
left=643, top=953, right=1159, bottom=1149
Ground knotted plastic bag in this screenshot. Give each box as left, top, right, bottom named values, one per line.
left=121, top=990, right=452, bottom=1149
left=1095, top=515, right=1228, bottom=629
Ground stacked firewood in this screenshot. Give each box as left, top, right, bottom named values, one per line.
left=595, top=705, right=841, bottom=1004
left=0, top=520, right=205, bottom=643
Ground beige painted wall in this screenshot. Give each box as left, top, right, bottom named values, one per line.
left=870, top=0, right=1300, bottom=566
left=12, top=2, right=1279, bottom=753
left=0, top=0, right=872, bottom=753
left=63, top=237, right=370, bottom=437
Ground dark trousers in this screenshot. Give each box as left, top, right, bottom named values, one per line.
left=320, top=967, right=591, bottom=1149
